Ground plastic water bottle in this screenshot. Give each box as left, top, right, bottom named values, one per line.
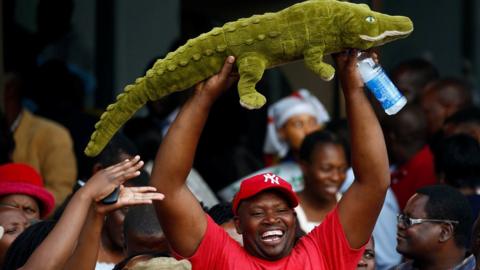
left=357, top=52, right=407, bottom=115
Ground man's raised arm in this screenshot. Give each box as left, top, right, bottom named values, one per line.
left=334, top=50, right=391, bottom=249
left=151, top=56, right=237, bottom=257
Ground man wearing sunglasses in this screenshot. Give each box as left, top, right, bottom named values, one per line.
left=395, top=185, right=475, bottom=269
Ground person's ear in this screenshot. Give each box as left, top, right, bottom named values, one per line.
left=233, top=216, right=243, bottom=234
left=439, top=223, right=455, bottom=243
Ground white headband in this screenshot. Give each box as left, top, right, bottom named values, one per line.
left=263, top=89, right=330, bottom=158
left=275, top=103, right=317, bottom=128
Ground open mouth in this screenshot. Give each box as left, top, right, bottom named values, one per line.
left=260, top=229, right=285, bottom=245
left=359, top=29, right=413, bottom=42
left=324, top=186, right=338, bottom=195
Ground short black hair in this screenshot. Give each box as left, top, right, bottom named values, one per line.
left=95, top=133, right=138, bottom=167
left=434, top=134, right=480, bottom=189
left=445, top=106, right=480, bottom=127
left=299, top=130, right=349, bottom=165
left=124, top=204, right=163, bottom=240
left=416, top=185, right=473, bottom=248
left=428, top=77, right=473, bottom=108
left=392, top=58, right=440, bottom=87
left=207, top=202, right=234, bottom=225
left=391, top=58, right=439, bottom=103
left=325, top=118, right=351, bottom=155
left=3, top=220, right=56, bottom=270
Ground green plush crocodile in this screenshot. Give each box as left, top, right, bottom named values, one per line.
left=85, top=0, right=413, bottom=157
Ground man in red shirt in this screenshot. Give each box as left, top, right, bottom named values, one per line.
left=150, top=50, right=390, bottom=269
left=383, top=105, right=437, bottom=209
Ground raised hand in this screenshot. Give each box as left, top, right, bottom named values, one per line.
left=95, top=186, right=164, bottom=214
left=333, top=48, right=390, bottom=249
left=332, top=49, right=364, bottom=93
left=194, top=56, right=238, bottom=103
left=83, top=156, right=144, bottom=202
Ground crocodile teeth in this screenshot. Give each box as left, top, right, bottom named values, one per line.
left=359, top=29, right=413, bottom=41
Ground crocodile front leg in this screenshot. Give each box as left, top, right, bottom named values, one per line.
left=237, top=53, right=267, bottom=109
left=304, top=47, right=335, bottom=81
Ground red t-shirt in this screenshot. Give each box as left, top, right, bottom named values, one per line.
left=391, top=145, right=437, bottom=210
left=175, top=207, right=365, bottom=269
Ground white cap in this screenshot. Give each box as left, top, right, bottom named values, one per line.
left=263, top=89, right=330, bottom=158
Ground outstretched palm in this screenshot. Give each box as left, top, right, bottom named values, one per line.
left=95, top=186, right=164, bottom=214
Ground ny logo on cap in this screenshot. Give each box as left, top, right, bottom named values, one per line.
left=263, top=173, right=280, bottom=185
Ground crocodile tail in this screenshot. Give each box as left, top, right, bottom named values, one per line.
left=85, top=27, right=230, bottom=157
left=84, top=64, right=168, bottom=157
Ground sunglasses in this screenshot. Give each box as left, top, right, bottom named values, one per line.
left=396, top=214, right=459, bottom=228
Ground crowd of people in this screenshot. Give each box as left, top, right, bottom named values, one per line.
left=3, top=2, right=480, bottom=270
left=1, top=47, right=480, bottom=269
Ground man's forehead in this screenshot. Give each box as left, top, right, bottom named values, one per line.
left=404, top=194, right=429, bottom=215
left=0, top=206, right=27, bottom=217
left=241, top=190, right=292, bottom=208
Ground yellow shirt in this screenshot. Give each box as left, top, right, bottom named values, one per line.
left=12, top=109, right=77, bottom=206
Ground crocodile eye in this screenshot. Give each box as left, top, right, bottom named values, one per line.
left=365, top=16, right=376, bottom=23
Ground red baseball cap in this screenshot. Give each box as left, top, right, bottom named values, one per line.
left=232, top=173, right=299, bottom=215
left=0, top=163, right=55, bottom=218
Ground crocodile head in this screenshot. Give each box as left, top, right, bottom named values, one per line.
left=336, top=2, right=414, bottom=50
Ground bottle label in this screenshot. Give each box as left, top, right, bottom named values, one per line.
left=365, top=71, right=403, bottom=110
